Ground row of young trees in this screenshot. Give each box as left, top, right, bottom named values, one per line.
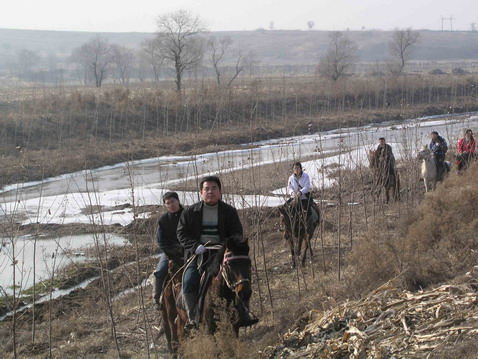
left=4, top=10, right=420, bottom=89
left=70, top=10, right=246, bottom=90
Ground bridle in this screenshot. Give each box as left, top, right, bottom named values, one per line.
left=220, top=253, right=251, bottom=292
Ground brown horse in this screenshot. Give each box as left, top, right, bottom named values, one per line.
left=368, top=149, right=400, bottom=203
left=279, top=196, right=315, bottom=268
left=199, top=237, right=258, bottom=335
left=160, top=260, right=185, bottom=354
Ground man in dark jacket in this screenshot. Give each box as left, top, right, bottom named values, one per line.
left=152, top=191, right=184, bottom=309
left=429, top=131, right=448, bottom=181
left=177, top=176, right=245, bottom=328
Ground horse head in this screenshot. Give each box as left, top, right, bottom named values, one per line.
left=368, top=149, right=379, bottom=168
left=417, top=145, right=434, bottom=162
left=221, top=235, right=257, bottom=328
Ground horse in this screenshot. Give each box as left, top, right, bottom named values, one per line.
left=368, top=149, right=400, bottom=203
left=417, top=145, right=438, bottom=192
left=198, top=236, right=258, bottom=335
left=160, top=260, right=185, bottom=354
left=174, top=236, right=258, bottom=338
left=279, top=196, right=314, bottom=268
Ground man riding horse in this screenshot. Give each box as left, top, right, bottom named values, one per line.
left=152, top=192, right=184, bottom=309
left=369, top=138, right=399, bottom=203
left=286, top=162, right=319, bottom=239
left=429, top=131, right=448, bottom=181
left=177, top=175, right=258, bottom=330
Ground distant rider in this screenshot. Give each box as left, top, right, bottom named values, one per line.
left=456, top=129, right=475, bottom=171
left=152, top=192, right=184, bottom=309
left=286, top=162, right=319, bottom=238
left=429, top=131, right=448, bottom=181
left=376, top=137, right=397, bottom=183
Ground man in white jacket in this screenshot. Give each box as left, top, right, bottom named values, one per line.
left=286, top=162, right=319, bottom=238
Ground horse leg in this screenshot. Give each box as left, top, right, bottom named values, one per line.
left=160, top=288, right=174, bottom=353
left=286, top=234, right=296, bottom=268
left=296, top=234, right=305, bottom=267
left=423, top=178, right=429, bottom=193
left=301, top=234, right=309, bottom=266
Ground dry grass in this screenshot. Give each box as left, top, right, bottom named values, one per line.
left=348, top=163, right=478, bottom=294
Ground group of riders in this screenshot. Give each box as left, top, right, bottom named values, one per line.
left=151, top=167, right=320, bottom=333
left=151, top=176, right=259, bottom=332
left=376, top=128, right=476, bottom=183
left=150, top=128, right=475, bottom=334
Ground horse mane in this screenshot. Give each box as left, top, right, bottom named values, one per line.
left=205, top=235, right=249, bottom=276
left=226, top=235, right=249, bottom=256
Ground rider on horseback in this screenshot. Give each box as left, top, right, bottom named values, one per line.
left=376, top=137, right=397, bottom=182
left=456, top=129, right=476, bottom=171
left=429, top=131, right=448, bottom=181
left=152, top=192, right=185, bottom=309
left=177, top=176, right=258, bottom=329
left=286, top=162, right=318, bottom=238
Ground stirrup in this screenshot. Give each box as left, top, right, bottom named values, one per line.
left=184, top=320, right=198, bottom=331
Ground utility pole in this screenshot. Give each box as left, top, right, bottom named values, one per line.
left=449, top=16, right=454, bottom=31
left=440, top=16, right=445, bottom=31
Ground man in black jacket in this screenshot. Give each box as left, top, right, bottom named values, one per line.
left=152, top=191, right=184, bottom=309
left=177, top=176, right=244, bottom=328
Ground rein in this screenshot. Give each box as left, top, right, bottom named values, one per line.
left=221, top=254, right=251, bottom=292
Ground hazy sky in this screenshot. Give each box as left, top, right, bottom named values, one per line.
left=2, top=0, right=477, bottom=32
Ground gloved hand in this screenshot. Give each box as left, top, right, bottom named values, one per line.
left=195, top=245, right=207, bottom=255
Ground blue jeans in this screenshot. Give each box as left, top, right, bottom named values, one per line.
left=182, top=257, right=200, bottom=294
left=154, top=253, right=169, bottom=292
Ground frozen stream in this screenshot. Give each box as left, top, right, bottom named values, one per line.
left=1, top=112, right=478, bottom=226
left=0, top=234, right=129, bottom=295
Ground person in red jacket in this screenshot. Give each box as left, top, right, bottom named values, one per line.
left=456, top=129, right=476, bottom=171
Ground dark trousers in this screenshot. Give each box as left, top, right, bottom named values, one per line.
left=153, top=253, right=169, bottom=291
left=183, top=257, right=200, bottom=294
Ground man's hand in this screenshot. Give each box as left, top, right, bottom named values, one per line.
left=195, top=245, right=207, bottom=255
left=296, top=191, right=302, bottom=197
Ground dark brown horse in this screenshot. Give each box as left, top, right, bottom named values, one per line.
left=368, top=149, right=400, bottom=203
left=198, top=237, right=258, bottom=335
left=279, top=196, right=314, bottom=268
left=160, top=260, right=185, bottom=354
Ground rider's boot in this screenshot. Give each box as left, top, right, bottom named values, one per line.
left=237, top=303, right=259, bottom=327
left=184, top=291, right=198, bottom=330
left=152, top=275, right=161, bottom=310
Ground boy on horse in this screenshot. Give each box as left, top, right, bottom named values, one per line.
left=429, top=131, right=448, bottom=181
left=286, top=162, right=318, bottom=239
left=152, top=192, right=185, bottom=309
left=177, top=176, right=258, bottom=329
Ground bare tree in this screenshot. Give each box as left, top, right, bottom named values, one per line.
left=307, top=21, right=315, bottom=30
left=111, top=44, right=134, bottom=84
left=208, top=36, right=243, bottom=86
left=16, top=49, right=40, bottom=81
left=318, top=31, right=357, bottom=81
left=388, top=28, right=419, bottom=75
left=155, top=10, right=207, bottom=92
left=140, top=38, right=164, bottom=82
left=72, top=35, right=113, bottom=87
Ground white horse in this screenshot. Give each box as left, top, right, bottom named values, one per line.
left=417, top=145, right=437, bottom=192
